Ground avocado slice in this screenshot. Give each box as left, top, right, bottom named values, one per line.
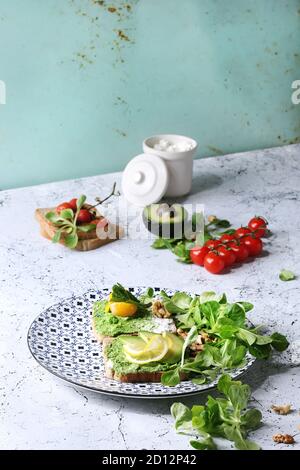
left=119, top=335, right=146, bottom=346
left=139, top=331, right=156, bottom=343
left=162, top=332, right=184, bottom=364
left=142, top=203, right=188, bottom=238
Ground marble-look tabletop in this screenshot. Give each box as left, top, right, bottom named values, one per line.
left=1, top=144, right=299, bottom=450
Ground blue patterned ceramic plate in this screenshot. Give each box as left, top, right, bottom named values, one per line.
left=27, top=287, right=256, bottom=398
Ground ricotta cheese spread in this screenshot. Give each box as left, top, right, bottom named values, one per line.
left=153, top=138, right=195, bottom=153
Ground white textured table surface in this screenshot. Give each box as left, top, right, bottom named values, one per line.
left=1, top=145, right=300, bottom=450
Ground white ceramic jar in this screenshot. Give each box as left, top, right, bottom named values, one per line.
left=143, top=134, right=197, bottom=197
left=122, top=134, right=197, bottom=206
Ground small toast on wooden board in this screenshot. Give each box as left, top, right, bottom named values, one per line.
left=35, top=205, right=122, bottom=251
left=102, top=337, right=187, bottom=383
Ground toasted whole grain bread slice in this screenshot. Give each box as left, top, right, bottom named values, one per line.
left=35, top=206, right=122, bottom=251
left=102, top=337, right=186, bottom=383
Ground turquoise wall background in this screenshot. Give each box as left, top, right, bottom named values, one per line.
left=0, top=0, right=299, bottom=190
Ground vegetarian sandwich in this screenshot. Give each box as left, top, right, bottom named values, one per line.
left=92, top=284, right=289, bottom=385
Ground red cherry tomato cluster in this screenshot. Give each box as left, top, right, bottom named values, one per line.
left=190, top=216, right=268, bottom=274
left=56, top=198, right=96, bottom=225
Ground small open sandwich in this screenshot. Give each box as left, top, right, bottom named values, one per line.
left=35, top=193, right=122, bottom=251
left=92, top=284, right=186, bottom=383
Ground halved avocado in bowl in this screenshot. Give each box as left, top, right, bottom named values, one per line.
left=142, top=203, right=188, bottom=238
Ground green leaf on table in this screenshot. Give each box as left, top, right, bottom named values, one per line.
left=241, top=409, right=262, bottom=430
left=217, top=228, right=236, bottom=235
left=171, top=402, right=192, bottom=431
left=151, top=238, right=168, bottom=249
left=213, top=218, right=231, bottom=228
left=249, top=342, right=272, bottom=359
left=171, top=373, right=262, bottom=452
left=217, top=374, right=240, bottom=396
left=270, top=332, right=289, bottom=351
left=227, top=383, right=251, bottom=411
left=223, top=425, right=261, bottom=450
left=279, top=269, right=296, bottom=281
left=173, top=242, right=191, bottom=263
left=238, top=302, right=254, bottom=313
left=190, top=437, right=217, bottom=450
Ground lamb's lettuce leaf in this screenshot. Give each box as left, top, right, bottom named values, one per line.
left=171, top=374, right=262, bottom=451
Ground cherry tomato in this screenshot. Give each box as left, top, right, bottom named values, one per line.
left=89, top=219, right=99, bottom=225
left=77, top=209, right=92, bottom=224
left=248, top=217, right=268, bottom=238
left=69, top=198, right=78, bottom=212
left=217, top=246, right=236, bottom=266
left=205, top=239, right=220, bottom=250
left=56, top=202, right=73, bottom=213
left=204, top=252, right=225, bottom=274
left=241, top=236, right=263, bottom=256
left=219, top=234, right=236, bottom=243
left=235, top=227, right=252, bottom=239
left=228, top=241, right=249, bottom=262
left=190, top=246, right=209, bottom=266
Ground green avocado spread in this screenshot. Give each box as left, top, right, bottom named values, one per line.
left=105, top=337, right=172, bottom=375
left=92, top=300, right=156, bottom=337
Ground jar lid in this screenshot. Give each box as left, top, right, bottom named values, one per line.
left=122, top=153, right=169, bottom=206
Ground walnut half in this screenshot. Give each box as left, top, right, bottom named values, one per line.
left=151, top=300, right=172, bottom=319
left=273, top=434, right=295, bottom=444
left=271, top=404, right=292, bottom=415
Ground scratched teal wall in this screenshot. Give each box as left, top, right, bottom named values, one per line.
left=0, top=0, right=299, bottom=190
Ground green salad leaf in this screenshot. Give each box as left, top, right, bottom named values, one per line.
left=171, top=374, right=262, bottom=451
left=160, top=290, right=288, bottom=386
left=161, top=367, right=181, bottom=387
left=110, top=283, right=150, bottom=313
left=279, top=269, right=296, bottom=281
left=139, top=287, right=154, bottom=304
